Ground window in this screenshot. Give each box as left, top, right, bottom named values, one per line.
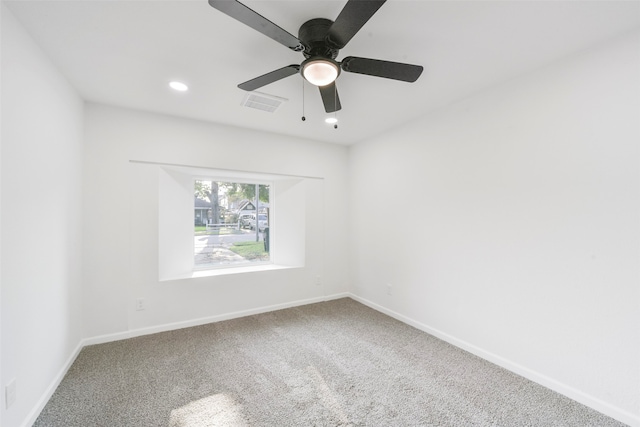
left=193, top=180, right=271, bottom=268
left=156, top=164, right=318, bottom=281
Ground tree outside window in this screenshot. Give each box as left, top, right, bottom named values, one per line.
left=194, top=180, right=270, bottom=268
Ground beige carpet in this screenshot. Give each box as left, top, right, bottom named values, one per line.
left=34, top=298, right=627, bottom=426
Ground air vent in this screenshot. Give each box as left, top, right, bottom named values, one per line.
left=241, top=91, right=287, bottom=113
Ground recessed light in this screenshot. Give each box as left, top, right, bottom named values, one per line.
left=169, top=81, right=188, bottom=92
left=325, top=117, right=338, bottom=124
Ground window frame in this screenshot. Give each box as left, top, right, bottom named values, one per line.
left=192, top=177, right=273, bottom=271
left=156, top=163, right=314, bottom=282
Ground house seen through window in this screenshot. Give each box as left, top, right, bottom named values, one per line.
left=194, top=179, right=271, bottom=268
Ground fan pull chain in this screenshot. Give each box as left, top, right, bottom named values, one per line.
left=301, top=79, right=306, bottom=122
left=333, top=83, right=338, bottom=129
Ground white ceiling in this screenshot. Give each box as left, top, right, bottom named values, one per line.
left=5, top=0, right=640, bottom=145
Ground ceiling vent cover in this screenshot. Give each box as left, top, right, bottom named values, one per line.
left=241, top=91, right=288, bottom=113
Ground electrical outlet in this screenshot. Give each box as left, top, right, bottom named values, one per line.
left=386, top=284, right=393, bottom=296
left=135, top=298, right=145, bottom=311
left=6, top=379, right=16, bottom=409
left=315, top=276, right=321, bottom=286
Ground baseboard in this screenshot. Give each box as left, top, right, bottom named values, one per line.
left=348, top=293, right=639, bottom=427
left=23, top=292, right=349, bottom=427
left=84, top=292, right=350, bottom=346
left=20, top=341, right=84, bottom=427
left=27, top=292, right=636, bottom=427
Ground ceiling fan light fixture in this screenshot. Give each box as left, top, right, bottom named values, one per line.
left=325, top=117, right=338, bottom=124
left=302, top=58, right=340, bottom=86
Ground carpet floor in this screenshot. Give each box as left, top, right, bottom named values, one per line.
left=34, top=298, right=627, bottom=426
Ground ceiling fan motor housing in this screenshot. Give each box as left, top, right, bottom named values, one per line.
left=208, top=0, right=423, bottom=113
left=298, top=18, right=340, bottom=59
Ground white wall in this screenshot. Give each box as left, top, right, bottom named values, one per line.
left=82, top=104, right=350, bottom=339
left=349, top=30, right=640, bottom=425
left=2, top=3, right=637, bottom=425
left=1, top=5, right=85, bottom=427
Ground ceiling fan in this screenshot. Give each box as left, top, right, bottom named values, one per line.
left=208, top=0, right=424, bottom=113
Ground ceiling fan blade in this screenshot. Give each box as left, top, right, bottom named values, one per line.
left=326, top=0, right=386, bottom=49
left=238, top=65, right=300, bottom=91
left=208, top=0, right=304, bottom=52
left=341, top=56, right=423, bottom=82
left=319, top=82, right=342, bottom=113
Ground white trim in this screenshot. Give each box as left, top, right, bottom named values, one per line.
left=130, top=159, right=325, bottom=181
left=24, top=292, right=636, bottom=427
left=348, top=293, right=640, bottom=427
left=21, top=341, right=84, bottom=427
left=164, top=263, right=292, bottom=282
left=84, top=292, right=350, bottom=346
left=24, top=292, right=349, bottom=426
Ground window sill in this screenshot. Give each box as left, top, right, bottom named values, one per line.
left=160, top=264, right=298, bottom=282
